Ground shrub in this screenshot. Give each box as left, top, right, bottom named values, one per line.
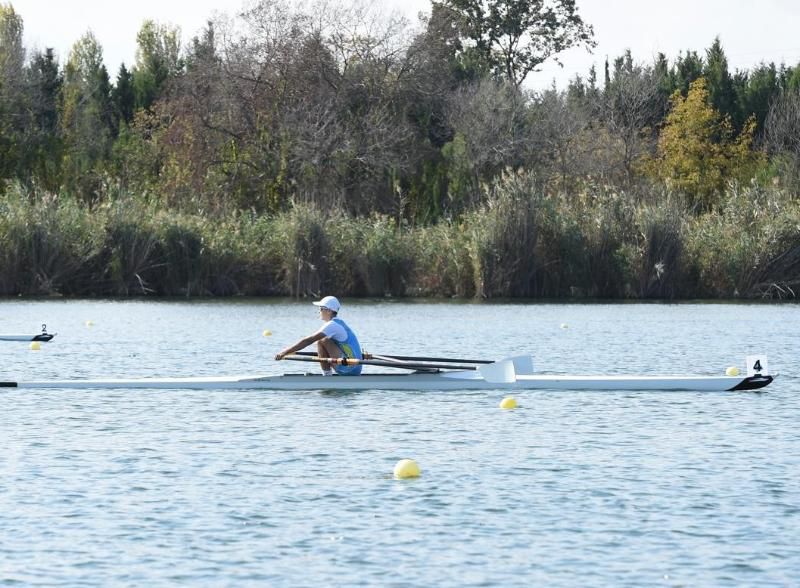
left=466, top=170, right=541, bottom=298
left=685, top=182, right=800, bottom=298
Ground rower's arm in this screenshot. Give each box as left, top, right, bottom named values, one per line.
left=275, top=332, right=326, bottom=360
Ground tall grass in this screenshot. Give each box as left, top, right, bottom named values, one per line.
left=1, top=177, right=798, bottom=299
left=685, top=182, right=800, bottom=298
left=414, top=222, right=475, bottom=297
left=623, top=196, right=687, bottom=299
left=466, top=171, right=541, bottom=298
left=338, top=215, right=415, bottom=297
left=102, top=201, right=162, bottom=295
left=0, top=186, right=105, bottom=295
left=270, top=204, right=331, bottom=298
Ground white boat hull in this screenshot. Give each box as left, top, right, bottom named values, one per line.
left=0, top=333, right=55, bottom=342
left=1, top=371, right=773, bottom=391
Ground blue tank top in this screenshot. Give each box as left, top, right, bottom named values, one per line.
left=332, top=318, right=362, bottom=375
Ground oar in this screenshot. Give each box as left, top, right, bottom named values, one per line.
left=281, top=355, right=517, bottom=384
left=293, top=350, right=494, bottom=364
left=282, top=354, right=479, bottom=372
left=367, top=352, right=495, bottom=364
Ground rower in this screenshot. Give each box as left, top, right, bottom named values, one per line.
left=274, top=296, right=363, bottom=376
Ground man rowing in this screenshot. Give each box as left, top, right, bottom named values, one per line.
left=274, top=295, right=363, bottom=375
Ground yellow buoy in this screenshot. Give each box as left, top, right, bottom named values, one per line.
left=262, top=329, right=272, bottom=337
left=29, top=341, right=41, bottom=351
left=393, top=458, right=421, bottom=479
left=85, top=320, right=94, bottom=327
left=725, top=366, right=740, bottom=377
left=499, top=396, right=517, bottom=409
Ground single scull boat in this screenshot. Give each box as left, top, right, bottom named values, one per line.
left=0, top=324, right=55, bottom=342
left=0, top=355, right=774, bottom=391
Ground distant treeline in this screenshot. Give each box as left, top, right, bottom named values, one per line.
left=1, top=0, right=799, bottom=298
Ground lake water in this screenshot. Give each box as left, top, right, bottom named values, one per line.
left=1, top=299, right=798, bottom=586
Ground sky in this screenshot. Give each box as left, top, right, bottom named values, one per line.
left=9, top=0, right=800, bottom=89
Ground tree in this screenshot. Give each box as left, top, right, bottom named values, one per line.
left=132, top=20, right=183, bottom=111
left=0, top=2, right=25, bottom=180
left=403, top=3, right=471, bottom=148
left=25, top=48, right=63, bottom=190
left=443, top=78, right=528, bottom=212
left=764, top=89, right=800, bottom=189
left=601, top=54, right=661, bottom=183
left=703, top=37, right=736, bottom=123
left=28, top=49, right=60, bottom=132
left=528, top=86, right=591, bottom=190
left=787, top=65, right=800, bottom=92
left=670, top=50, right=703, bottom=95
left=0, top=3, right=24, bottom=87
left=650, top=78, right=757, bottom=209
left=737, top=62, right=780, bottom=134
left=433, top=0, right=595, bottom=87
left=60, top=32, right=115, bottom=201
left=652, top=52, right=673, bottom=120
left=113, top=64, right=135, bottom=125
left=394, top=4, right=474, bottom=221
left=186, top=21, right=218, bottom=72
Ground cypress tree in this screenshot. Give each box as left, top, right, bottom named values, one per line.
left=672, top=50, right=703, bottom=95
left=703, top=37, right=737, bottom=126
left=113, top=64, right=135, bottom=125
left=740, top=63, right=780, bottom=132
left=27, top=48, right=63, bottom=190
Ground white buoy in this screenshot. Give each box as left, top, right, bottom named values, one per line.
left=85, top=320, right=94, bottom=327
left=560, top=323, right=569, bottom=329
left=262, top=329, right=272, bottom=337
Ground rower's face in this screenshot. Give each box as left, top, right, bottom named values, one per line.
left=319, top=307, right=333, bottom=320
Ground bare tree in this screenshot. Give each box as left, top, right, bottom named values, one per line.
left=444, top=78, right=529, bottom=212
left=528, top=88, right=591, bottom=190
left=601, top=60, right=662, bottom=184
left=764, top=89, right=800, bottom=190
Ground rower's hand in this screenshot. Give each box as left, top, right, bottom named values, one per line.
left=275, top=352, right=285, bottom=361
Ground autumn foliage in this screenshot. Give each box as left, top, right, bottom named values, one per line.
left=646, top=78, right=760, bottom=209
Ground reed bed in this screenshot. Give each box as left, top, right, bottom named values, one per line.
left=1, top=177, right=798, bottom=299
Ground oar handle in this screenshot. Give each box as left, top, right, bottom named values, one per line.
left=286, top=355, right=357, bottom=366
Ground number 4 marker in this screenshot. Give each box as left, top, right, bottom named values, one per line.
left=746, top=355, right=769, bottom=376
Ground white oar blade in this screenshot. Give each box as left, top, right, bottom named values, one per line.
left=479, top=360, right=516, bottom=384
left=506, top=355, right=534, bottom=375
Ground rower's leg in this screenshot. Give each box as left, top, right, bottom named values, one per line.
left=316, top=338, right=342, bottom=373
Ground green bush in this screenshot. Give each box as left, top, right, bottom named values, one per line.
left=685, top=182, right=800, bottom=298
